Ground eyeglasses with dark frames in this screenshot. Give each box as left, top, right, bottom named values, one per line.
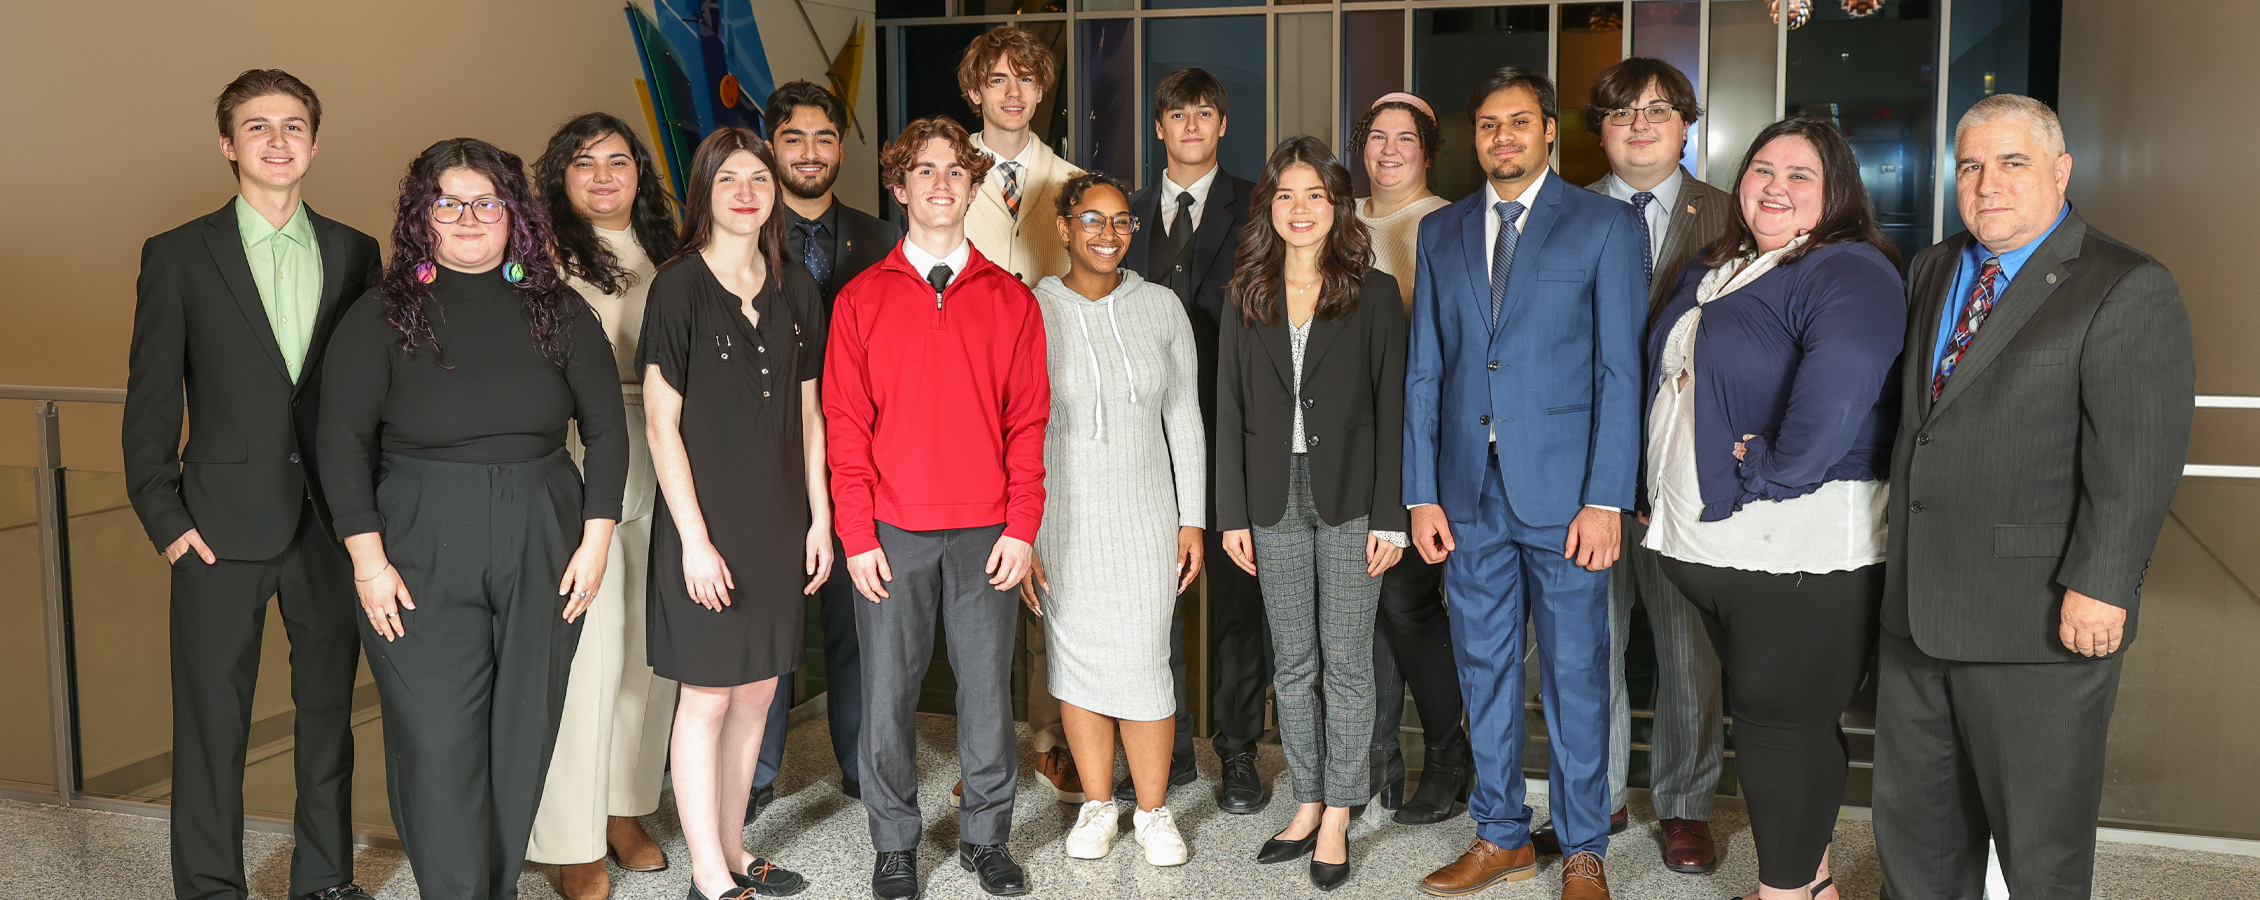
left=1602, top=104, right=1681, bottom=127
left=431, top=196, right=509, bottom=224
left=1068, top=211, right=1139, bottom=235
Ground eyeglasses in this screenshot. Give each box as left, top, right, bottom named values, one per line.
left=1068, top=211, right=1140, bottom=235
left=1602, top=104, right=1681, bottom=127
left=431, top=196, right=509, bottom=224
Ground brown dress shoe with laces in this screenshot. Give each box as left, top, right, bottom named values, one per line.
left=1034, top=746, right=1086, bottom=803
left=1419, top=838, right=1537, bottom=896
left=1658, top=818, right=1718, bottom=873
left=1560, top=850, right=1610, bottom=900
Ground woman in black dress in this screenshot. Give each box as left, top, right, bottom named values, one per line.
left=318, top=138, right=627, bottom=900
left=641, top=127, right=828, bottom=900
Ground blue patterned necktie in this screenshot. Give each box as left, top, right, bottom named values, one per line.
left=1630, top=191, right=1656, bottom=286
left=1490, top=200, right=1526, bottom=330
left=796, top=220, right=830, bottom=285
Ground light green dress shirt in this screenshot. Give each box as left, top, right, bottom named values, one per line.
left=233, top=196, right=325, bottom=382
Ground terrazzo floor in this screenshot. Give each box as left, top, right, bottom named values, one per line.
left=6, top=713, right=2258, bottom=900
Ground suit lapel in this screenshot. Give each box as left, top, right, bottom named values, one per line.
left=297, top=209, right=354, bottom=393
left=1908, top=234, right=1965, bottom=419
left=1490, top=174, right=1563, bottom=345
left=1928, top=216, right=2088, bottom=419
left=1258, top=314, right=1294, bottom=394
left=1653, top=173, right=1710, bottom=309
left=1454, top=195, right=1491, bottom=330
left=202, top=206, right=291, bottom=380
left=1187, top=174, right=1241, bottom=292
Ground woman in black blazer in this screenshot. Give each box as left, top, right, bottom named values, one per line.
left=1216, top=136, right=1406, bottom=891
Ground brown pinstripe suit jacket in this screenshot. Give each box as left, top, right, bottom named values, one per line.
left=1586, top=167, right=1736, bottom=322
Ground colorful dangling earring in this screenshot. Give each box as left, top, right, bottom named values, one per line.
left=503, top=261, right=527, bottom=284
left=414, top=260, right=436, bottom=284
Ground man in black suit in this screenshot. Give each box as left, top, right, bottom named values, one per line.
left=123, top=69, right=382, bottom=900
left=749, top=79, right=904, bottom=814
left=1874, top=94, right=2194, bottom=900
left=1119, top=66, right=1270, bottom=813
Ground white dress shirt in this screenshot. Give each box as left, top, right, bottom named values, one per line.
left=977, top=132, right=1037, bottom=169
left=1603, top=166, right=1683, bottom=264
left=1157, top=163, right=1220, bottom=237
left=1481, top=168, right=1548, bottom=274
left=901, top=235, right=972, bottom=285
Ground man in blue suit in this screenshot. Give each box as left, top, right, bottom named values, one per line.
left=1406, top=67, right=1645, bottom=900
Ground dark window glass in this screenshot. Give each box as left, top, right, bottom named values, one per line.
left=1414, top=6, right=1551, bottom=203
left=1786, top=0, right=1941, bottom=260
left=1079, top=18, right=1137, bottom=177
left=875, top=0, right=945, bottom=19
left=1341, top=9, right=1407, bottom=197
left=1143, top=16, right=1268, bottom=187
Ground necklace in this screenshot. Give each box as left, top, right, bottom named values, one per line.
left=1286, top=276, right=1321, bottom=295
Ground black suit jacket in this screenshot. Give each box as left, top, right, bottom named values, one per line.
left=123, top=202, right=384, bottom=559
left=1883, top=209, right=2194, bottom=663
left=807, top=200, right=903, bottom=313
left=1126, top=172, right=1256, bottom=427
left=1216, top=272, right=1408, bottom=534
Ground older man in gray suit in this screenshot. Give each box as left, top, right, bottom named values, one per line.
left=1874, top=94, right=2194, bottom=900
left=1528, top=57, right=1735, bottom=873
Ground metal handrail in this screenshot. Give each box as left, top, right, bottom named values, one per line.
left=0, top=385, right=126, bottom=404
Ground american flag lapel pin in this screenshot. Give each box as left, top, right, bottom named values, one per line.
left=1686, top=204, right=1698, bottom=215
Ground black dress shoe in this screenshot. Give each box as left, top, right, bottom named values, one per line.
left=1310, top=856, right=1351, bottom=891
left=1256, top=827, right=1317, bottom=864
left=1370, top=745, right=1406, bottom=811
left=1215, top=751, right=1269, bottom=814
left=842, top=777, right=862, bottom=800
left=745, top=783, right=776, bottom=823
left=1531, top=806, right=1630, bottom=854
left=872, top=850, right=920, bottom=900
left=956, top=841, right=1029, bottom=896
left=305, top=885, right=374, bottom=900
left=730, top=857, right=807, bottom=896
left=1112, top=754, right=1199, bottom=801
left=1395, top=739, right=1474, bottom=825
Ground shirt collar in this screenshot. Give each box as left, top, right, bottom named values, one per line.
left=978, top=133, right=1037, bottom=169
left=234, top=195, right=315, bottom=249
left=785, top=198, right=840, bottom=233
left=1162, top=163, right=1220, bottom=204
left=901, top=234, right=971, bottom=278
left=1486, top=167, right=1551, bottom=210
left=1967, top=203, right=2071, bottom=284
left=1606, top=166, right=1683, bottom=205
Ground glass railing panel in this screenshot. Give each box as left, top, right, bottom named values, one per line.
left=0, top=463, right=55, bottom=788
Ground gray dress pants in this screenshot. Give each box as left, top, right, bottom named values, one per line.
left=1251, top=456, right=1381, bottom=808
left=1608, top=515, right=1724, bottom=818
left=856, top=521, right=1019, bottom=851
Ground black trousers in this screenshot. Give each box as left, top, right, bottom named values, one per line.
left=1172, top=527, right=1273, bottom=760
left=170, top=500, right=359, bottom=900
left=1369, top=552, right=1464, bottom=752
left=1873, top=630, right=2123, bottom=900
left=362, top=450, right=584, bottom=900
left=1660, top=558, right=1881, bottom=891
left=755, top=538, right=863, bottom=790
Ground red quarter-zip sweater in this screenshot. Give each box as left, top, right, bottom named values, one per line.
left=825, top=242, right=1050, bottom=558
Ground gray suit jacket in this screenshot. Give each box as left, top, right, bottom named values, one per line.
left=1586, top=168, right=1735, bottom=321
left=1883, top=209, right=2194, bottom=663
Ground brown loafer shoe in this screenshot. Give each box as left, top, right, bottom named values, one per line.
left=1658, top=818, right=1717, bottom=873
left=606, top=816, right=667, bottom=872
left=558, top=860, right=610, bottom=900
left=1419, top=838, right=1537, bottom=896
left=1033, top=746, right=1086, bottom=803
left=1560, top=851, right=1610, bottom=900
left=1531, top=807, right=1628, bottom=855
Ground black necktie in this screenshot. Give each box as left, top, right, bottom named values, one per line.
left=797, top=220, right=830, bottom=285
left=926, top=264, right=953, bottom=297
left=1170, top=191, right=1195, bottom=240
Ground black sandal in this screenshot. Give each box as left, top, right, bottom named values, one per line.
left=730, top=858, right=808, bottom=896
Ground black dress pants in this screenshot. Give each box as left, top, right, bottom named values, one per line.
left=1370, top=552, right=1465, bottom=752
left=170, top=500, right=360, bottom=900
left=361, top=450, right=584, bottom=900
left=1873, top=630, right=2124, bottom=900
left=1660, top=558, right=1881, bottom=891
left=1173, top=527, right=1273, bottom=761
left=755, top=537, right=863, bottom=790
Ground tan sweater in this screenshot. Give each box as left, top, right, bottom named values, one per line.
left=1358, top=194, right=1452, bottom=315
left=566, top=225, right=657, bottom=384
left=968, top=132, right=1084, bottom=287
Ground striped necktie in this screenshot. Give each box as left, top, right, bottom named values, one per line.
left=1490, top=200, right=1526, bottom=330
left=999, top=161, right=1022, bottom=218
left=1932, top=257, right=2002, bottom=401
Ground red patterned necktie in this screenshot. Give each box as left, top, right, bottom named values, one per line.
left=1931, top=256, right=2002, bottom=401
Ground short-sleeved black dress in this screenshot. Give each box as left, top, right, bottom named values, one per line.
left=638, top=254, right=825, bottom=687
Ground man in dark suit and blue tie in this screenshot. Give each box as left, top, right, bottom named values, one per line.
left=1404, top=67, right=1645, bottom=900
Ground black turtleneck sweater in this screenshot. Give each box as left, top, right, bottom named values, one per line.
left=317, top=266, right=628, bottom=537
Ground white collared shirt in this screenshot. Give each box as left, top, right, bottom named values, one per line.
left=1157, top=164, right=1220, bottom=237
left=977, top=132, right=1037, bottom=171
left=1481, top=167, right=1550, bottom=273
left=901, top=235, right=972, bottom=287
left=1604, top=167, right=1684, bottom=264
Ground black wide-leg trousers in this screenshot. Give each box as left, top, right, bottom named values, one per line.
left=170, top=500, right=360, bottom=900
left=360, top=450, right=584, bottom=900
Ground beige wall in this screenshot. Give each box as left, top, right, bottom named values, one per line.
left=2060, top=0, right=2259, bottom=465
left=0, top=0, right=879, bottom=471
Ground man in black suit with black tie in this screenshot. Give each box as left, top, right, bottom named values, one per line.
left=123, top=69, right=381, bottom=900
left=1120, top=66, right=1270, bottom=813
left=749, top=79, right=905, bottom=814
left=1875, top=94, right=2195, bottom=900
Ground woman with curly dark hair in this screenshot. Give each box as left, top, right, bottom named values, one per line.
left=316, top=137, right=628, bottom=900
left=1217, top=135, right=1407, bottom=890
left=526, top=113, right=681, bottom=898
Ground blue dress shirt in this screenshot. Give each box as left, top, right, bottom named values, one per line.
left=1931, top=204, right=2070, bottom=376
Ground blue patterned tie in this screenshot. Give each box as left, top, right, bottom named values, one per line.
left=1630, top=191, right=1656, bottom=286
left=1490, top=200, right=1526, bottom=330
left=796, top=220, right=830, bottom=285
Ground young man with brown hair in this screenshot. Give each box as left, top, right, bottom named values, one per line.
left=124, top=69, right=382, bottom=900
left=829, top=116, right=1050, bottom=900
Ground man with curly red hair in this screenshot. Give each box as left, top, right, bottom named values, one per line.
left=826, top=116, right=1051, bottom=900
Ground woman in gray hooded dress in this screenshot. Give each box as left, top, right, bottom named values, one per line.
left=1024, top=172, right=1206, bottom=867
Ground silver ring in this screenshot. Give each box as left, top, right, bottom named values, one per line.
left=571, top=590, right=588, bottom=600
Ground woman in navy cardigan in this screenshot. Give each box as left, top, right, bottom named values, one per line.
left=1640, top=117, right=1905, bottom=900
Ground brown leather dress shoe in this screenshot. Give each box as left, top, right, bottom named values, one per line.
left=1531, top=807, right=1628, bottom=855
left=1658, top=818, right=1718, bottom=873
left=1560, top=850, right=1610, bottom=900
left=1034, top=746, right=1086, bottom=803
left=606, top=815, right=668, bottom=872
left=1419, top=839, right=1537, bottom=896
left=558, top=860, right=609, bottom=900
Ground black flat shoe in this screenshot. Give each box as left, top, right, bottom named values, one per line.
left=1256, top=828, right=1318, bottom=864
left=729, top=858, right=806, bottom=896
left=1396, top=740, right=1473, bottom=825
left=872, top=850, right=920, bottom=900
left=1216, top=751, right=1269, bottom=814
left=956, top=841, right=1030, bottom=896
left=1310, top=857, right=1350, bottom=891
left=686, top=885, right=756, bottom=900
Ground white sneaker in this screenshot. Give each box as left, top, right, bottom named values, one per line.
left=1064, top=800, right=1120, bottom=859
left=1133, top=805, right=1189, bottom=867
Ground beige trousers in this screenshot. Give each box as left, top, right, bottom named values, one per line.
left=1023, top=608, right=1064, bottom=752
left=528, top=400, right=678, bottom=865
